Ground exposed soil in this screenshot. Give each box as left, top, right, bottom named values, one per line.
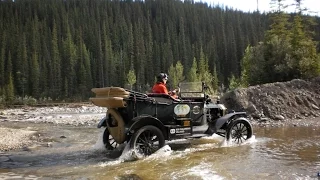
left=221, top=77, right=320, bottom=127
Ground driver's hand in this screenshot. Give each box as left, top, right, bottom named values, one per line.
left=170, top=90, right=177, bottom=95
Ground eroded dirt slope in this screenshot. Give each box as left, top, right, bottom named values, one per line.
left=221, top=77, right=320, bottom=122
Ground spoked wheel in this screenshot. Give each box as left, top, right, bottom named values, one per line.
left=103, top=128, right=120, bottom=150
left=226, top=119, right=253, bottom=144
left=129, top=125, right=165, bottom=156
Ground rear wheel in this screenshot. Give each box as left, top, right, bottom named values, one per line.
left=129, top=125, right=165, bottom=156
left=226, top=119, right=252, bottom=144
left=103, top=128, right=120, bottom=150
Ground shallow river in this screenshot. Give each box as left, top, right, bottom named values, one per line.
left=0, top=121, right=320, bottom=180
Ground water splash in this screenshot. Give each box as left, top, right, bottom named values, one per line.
left=201, top=133, right=225, bottom=140
left=91, top=130, right=106, bottom=151
left=144, top=145, right=172, bottom=160
left=220, top=135, right=256, bottom=147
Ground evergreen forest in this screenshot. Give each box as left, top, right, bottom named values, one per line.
left=0, top=0, right=319, bottom=104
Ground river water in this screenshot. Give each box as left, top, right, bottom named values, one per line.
left=0, top=121, right=320, bottom=180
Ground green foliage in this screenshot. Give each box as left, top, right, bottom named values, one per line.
left=5, top=73, right=14, bottom=103
left=212, top=65, right=219, bottom=92
left=0, top=95, right=4, bottom=108
left=288, top=14, right=320, bottom=79
left=240, top=0, right=320, bottom=86
left=228, top=74, right=241, bottom=91
left=0, top=32, right=6, bottom=95
left=51, top=20, right=61, bottom=99
left=0, top=0, right=319, bottom=103
left=168, top=61, right=184, bottom=89
left=186, top=53, right=216, bottom=94
left=127, top=69, right=137, bottom=90
left=240, top=46, right=251, bottom=87
left=187, top=58, right=199, bottom=82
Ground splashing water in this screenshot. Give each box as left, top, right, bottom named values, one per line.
left=91, top=129, right=106, bottom=151
left=220, top=135, right=256, bottom=147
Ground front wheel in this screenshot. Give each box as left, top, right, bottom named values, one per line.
left=226, top=118, right=253, bottom=144
left=129, top=125, right=165, bottom=156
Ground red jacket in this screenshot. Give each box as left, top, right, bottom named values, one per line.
left=152, top=82, right=179, bottom=99
left=152, top=82, right=168, bottom=94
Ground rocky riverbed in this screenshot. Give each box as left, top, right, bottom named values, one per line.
left=0, top=105, right=106, bottom=151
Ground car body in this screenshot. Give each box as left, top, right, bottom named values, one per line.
left=90, top=82, right=253, bottom=156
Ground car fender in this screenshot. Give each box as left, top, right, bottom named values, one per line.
left=227, top=117, right=251, bottom=129
left=213, top=112, right=247, bottom=132
left=233, top=116, right=250, bottom=122
left=126, top=116, right=167, bottom=138
left=97, top=116, right=107, bottom=128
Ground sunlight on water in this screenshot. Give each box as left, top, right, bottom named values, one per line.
left=0, top=172, right=41, bottom=180
left=186, top=162, right=224, bottom=180
left=170, top=162, right=224, bottom=180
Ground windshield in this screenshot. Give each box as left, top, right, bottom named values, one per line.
left=178, top=82, right=204, bottom=98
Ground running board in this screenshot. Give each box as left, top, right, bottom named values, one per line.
left=188, top=134, right=208, bottom=139
left=192, top=124, right=209, bottom=134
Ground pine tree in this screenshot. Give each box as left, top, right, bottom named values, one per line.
left=62, top=24, right=77, bottom=97
left=212, top=64, right=219, bottom=92
left=188, top=58, right=198, bottom=82
left=288, top=0, right=320, bottom=79
left=264, top=0, right=292, bottom=82
left=168, top=61, right=184, bottom=89
left=127, top=68, right=136, bottom=90
left=144, top=14, right=154, bottom=85
left=0, top=32, right=6, bottom=96
left=6, top=73, right=14, bottom=103
left=51, top=20, right=61, bottom=99
left=16, top=33, right=28, bottom=97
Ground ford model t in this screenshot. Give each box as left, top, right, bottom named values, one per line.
left=90, top=82, right=253, bottom=156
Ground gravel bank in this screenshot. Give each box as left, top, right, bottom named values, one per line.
left=0, top=128, right=36, bottom=151
left=0, top=105, right=106, bottom=152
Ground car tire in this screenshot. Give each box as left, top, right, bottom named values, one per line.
left=129, top=125, right=165, bottom=156
left=226, top=118, right=253, bottom=144
left=103, top=128, right=120, bottom=150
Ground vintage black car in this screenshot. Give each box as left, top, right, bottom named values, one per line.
left=90, top=82, right=253, bottom=156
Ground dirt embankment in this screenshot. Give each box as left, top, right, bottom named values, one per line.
left=221, top=77, right=320, bottom=126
